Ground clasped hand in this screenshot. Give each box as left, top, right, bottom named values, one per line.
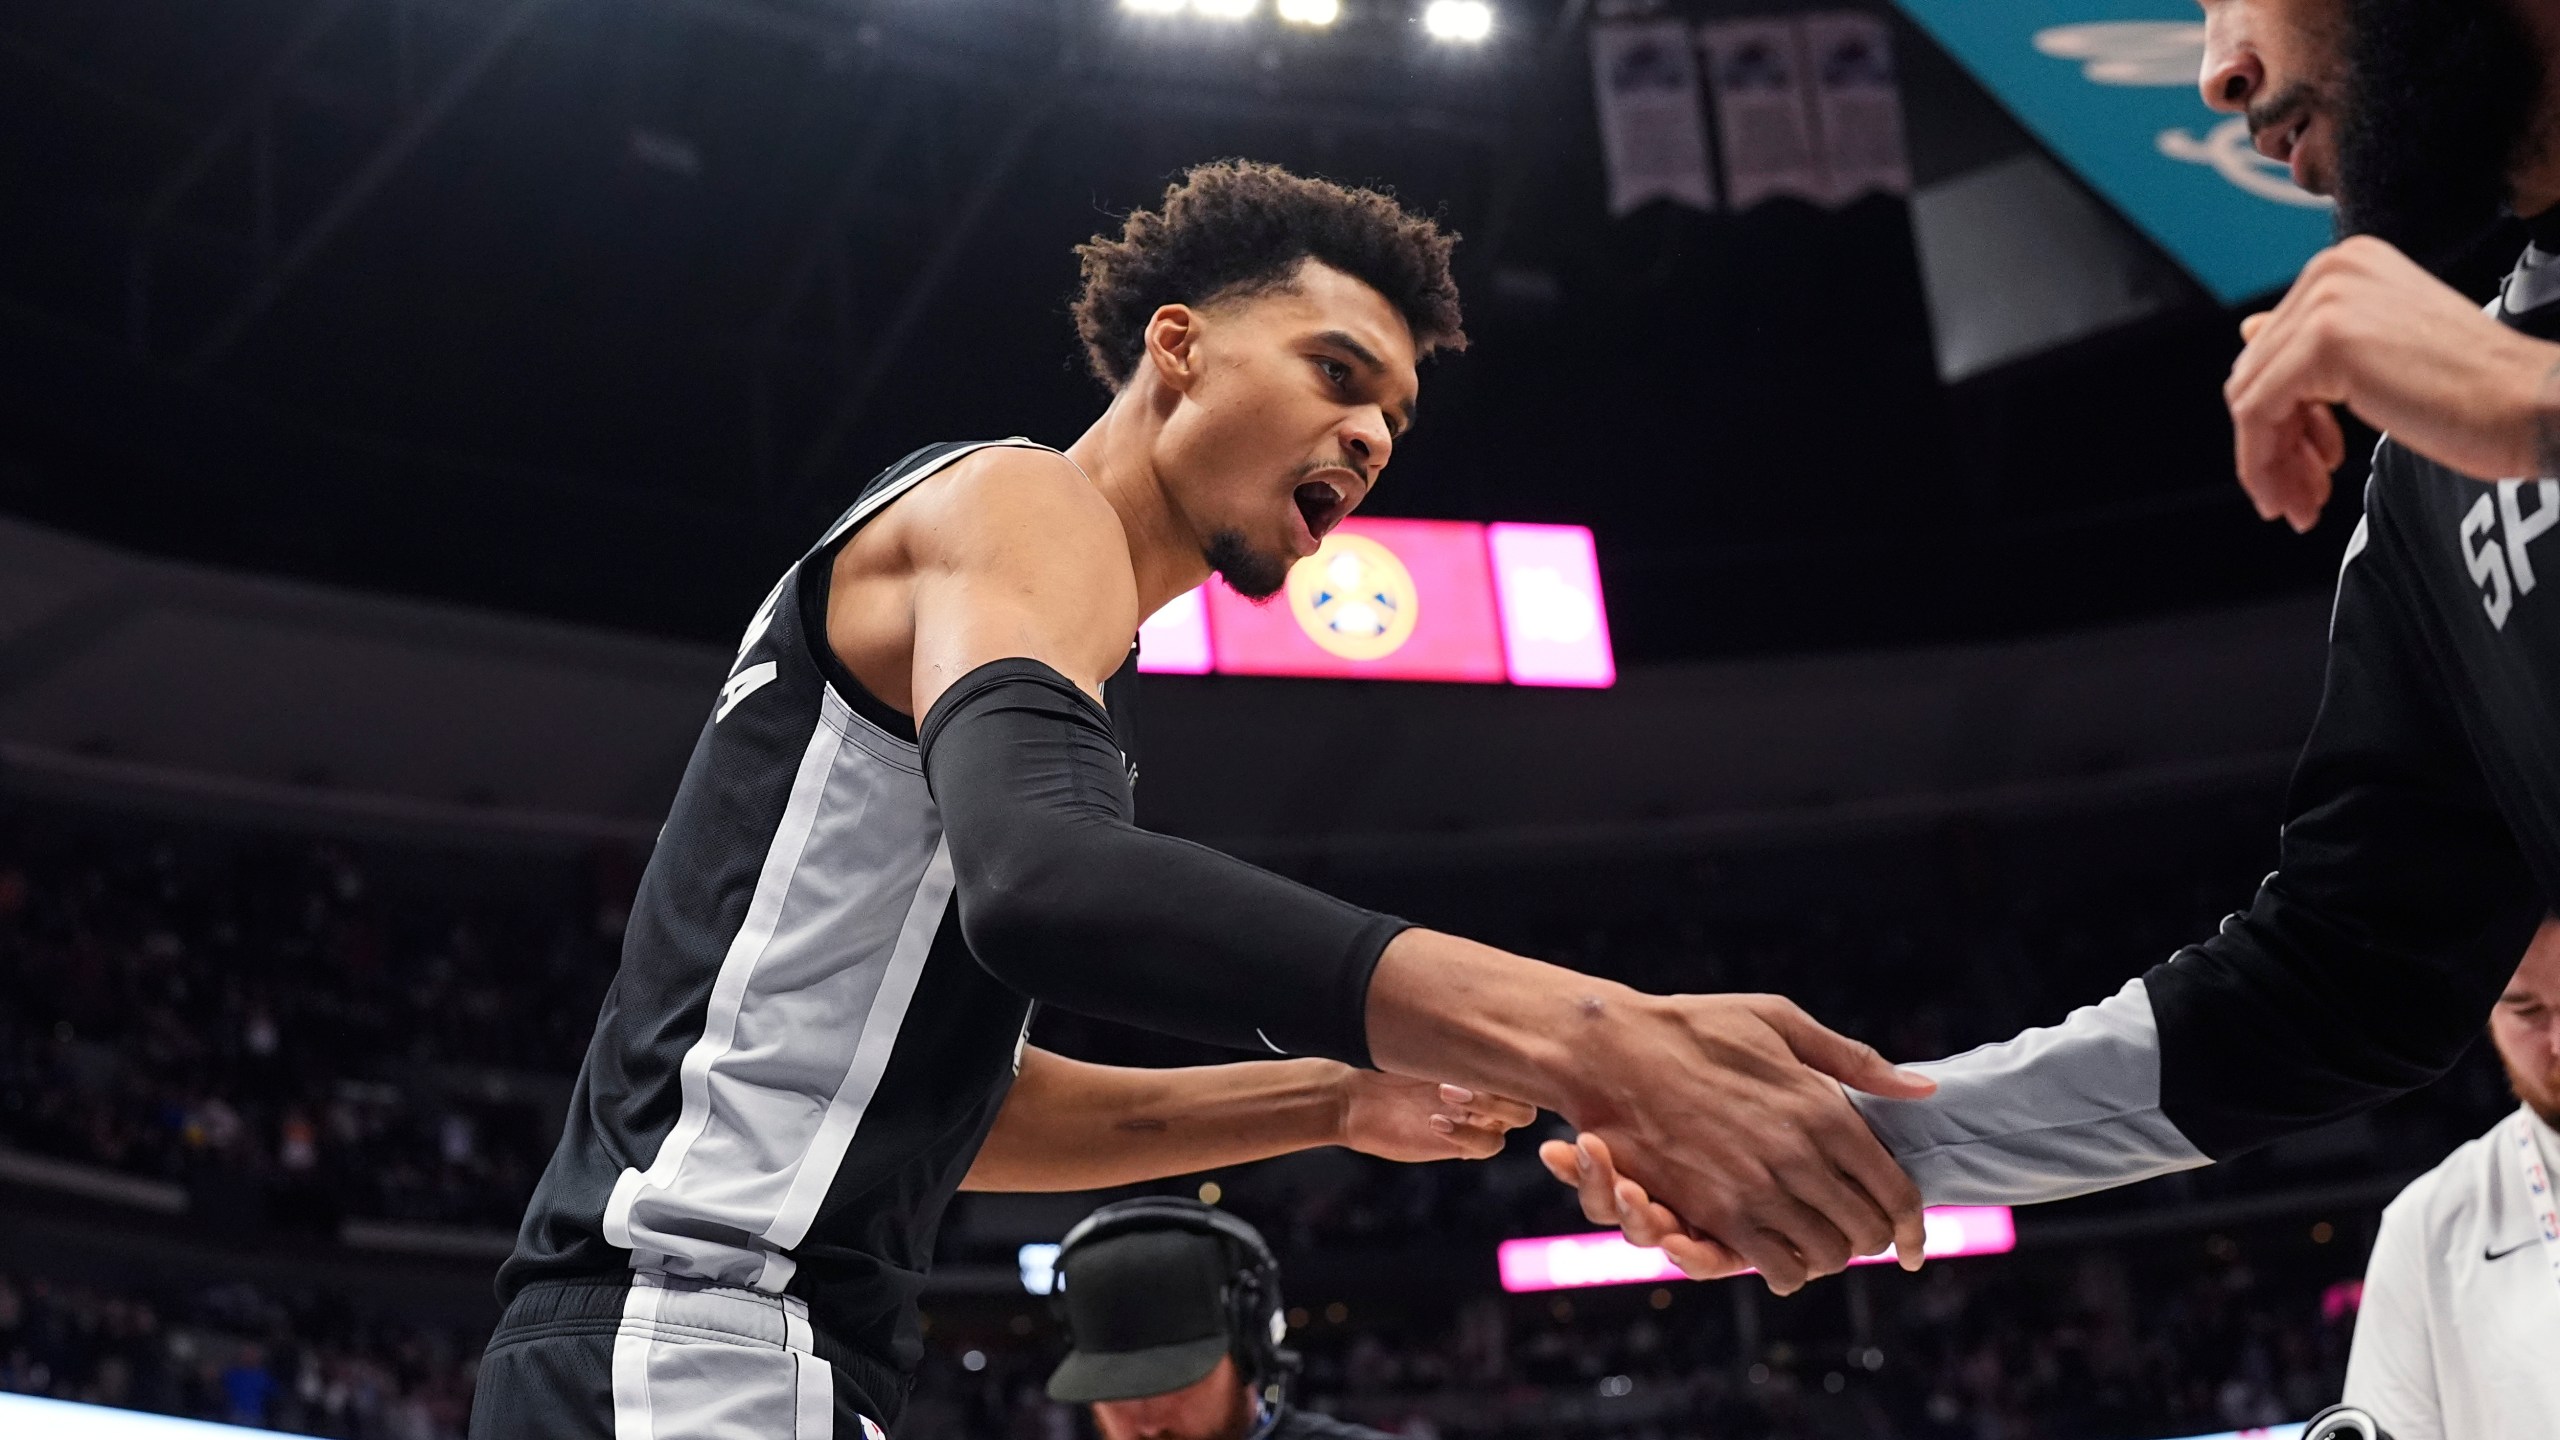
left=1542, top=993, right=1932, bottom=1296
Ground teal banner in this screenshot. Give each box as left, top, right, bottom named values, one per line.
left=1893, top=1, right=2334, bottom=302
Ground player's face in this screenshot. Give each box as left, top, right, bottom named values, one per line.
left=2491, top=917, right=2560, bottom=1127
left=1088, top=1356, right=1256, bottom=1440
left=2197, top=0, right=2349, bottom=197
left=1153, top=260, right=1419, bottom=601
left=2198, top=0, right=2543, bottom=264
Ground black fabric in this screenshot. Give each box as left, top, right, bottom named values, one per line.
left=920, top=657, right=1407, bottom=1067
left=468, top=1277, right=901, bottom=1438
left=2144, top=260, right=2560, bottom=1158
left=496, top=439, right=1052, bottom=1412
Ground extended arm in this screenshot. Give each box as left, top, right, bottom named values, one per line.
left=1849, top=471, right=2539, bottom=1205
left=1562, top=472, right=2542, bottom=1234
left=959, top=1047, right=1532, bottom=1193
left=898, top=449, right=1936, bottom=1291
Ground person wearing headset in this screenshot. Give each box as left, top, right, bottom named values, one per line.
left=1045, top=1200, right=1385, bottom=1440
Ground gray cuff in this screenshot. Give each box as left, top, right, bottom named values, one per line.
left=1852, top=978, right=2208, bottom=1206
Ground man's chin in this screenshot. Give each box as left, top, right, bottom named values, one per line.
left=1203, top=529, right=1292, bottom=603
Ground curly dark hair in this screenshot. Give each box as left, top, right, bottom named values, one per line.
left=1071, top=159, right=1466, bottom=391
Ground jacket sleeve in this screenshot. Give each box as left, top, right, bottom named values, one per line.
left=1857, top=478, right=2544, bottom=1204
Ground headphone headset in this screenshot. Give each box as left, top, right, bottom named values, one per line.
left=1055, top=1198, right=1298, bottom=1415
left=2302, top=1405, right=2394, bottom=1440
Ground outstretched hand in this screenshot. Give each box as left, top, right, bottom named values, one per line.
left=1559, top=994, right=1932, bottom=1294
left=1339, top=1070, right=1536, bottom=1163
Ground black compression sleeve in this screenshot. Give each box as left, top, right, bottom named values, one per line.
left=919, top=658, right=1409, bottom=1067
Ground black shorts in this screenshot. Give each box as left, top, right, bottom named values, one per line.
left=468, top=1274, right=902, bottom=1440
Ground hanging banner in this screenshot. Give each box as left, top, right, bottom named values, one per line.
left=1801, top=11, right=1911, bottom=204
left=1698, top=18, right=1826, bottom=209
left=1589, top=20, right=1719, bottom=216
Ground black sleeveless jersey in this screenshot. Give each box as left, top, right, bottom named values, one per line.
left=498, top=439, right=1137, bottom=1381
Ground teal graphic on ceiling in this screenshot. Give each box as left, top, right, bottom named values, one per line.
left=1892, top=1, right=2333, bottom=303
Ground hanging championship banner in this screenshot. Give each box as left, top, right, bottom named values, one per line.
left=1589, top=20, right=1719, bottom=216
left=1801, top=11, right=1911, bottom=204
left=1698, top=18, right=1826, bottom=209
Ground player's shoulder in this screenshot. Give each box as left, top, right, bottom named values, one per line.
left=913, top=442, right=1110, bottom=526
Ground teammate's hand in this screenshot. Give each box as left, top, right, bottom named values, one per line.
left=1564, top=993, right=1932, bottom=1296
left=2226, top=234, right=2560, bottom=531
left=1336, top=1070, right=1536, bottom=1163
left=1537, top=1132, right=1747, bottom=1280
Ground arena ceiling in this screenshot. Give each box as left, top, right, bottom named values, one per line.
left=0, top=0, right=2371, bottom=661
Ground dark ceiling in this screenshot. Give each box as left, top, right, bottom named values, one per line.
left=0, top=0, right=2378, bottom=662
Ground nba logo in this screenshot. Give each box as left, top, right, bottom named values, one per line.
left=860, top=1418, right=888, bottom=1440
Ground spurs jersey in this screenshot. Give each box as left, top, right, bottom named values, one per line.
left=499, top=438, right=1134, bottom=1387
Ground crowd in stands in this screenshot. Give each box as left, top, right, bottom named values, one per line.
left=0, top=792, right=2532, bottom=1437
left=0, top=808, right=623, bottom=1231
left=901, top=1217, right=2360, bottom=1440
left=0, top=1269, right=477, bottom=1438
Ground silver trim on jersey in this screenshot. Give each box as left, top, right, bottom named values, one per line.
left=602, top=683, right=951, bottom=1290
left=611, top=1274, right=839, bottom=1440
left=1850, top=978, right=2209, bottom=1206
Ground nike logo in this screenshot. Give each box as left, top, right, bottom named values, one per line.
left=2484, top=1238, right=2536, bottom=1262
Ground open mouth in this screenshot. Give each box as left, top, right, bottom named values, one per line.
left=1293, top=479, right=1347, bottom=540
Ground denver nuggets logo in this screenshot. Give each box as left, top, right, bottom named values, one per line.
left=1288, top=533, right=1419, bottom=661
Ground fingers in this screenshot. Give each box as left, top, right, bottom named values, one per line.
left=1661, top=1232, right=1748, bottom=1280
left=1752, top=1000, right=1934, bottom=1099
left=1443, top=1085, right=1538, bottom=1129
left=1536, top=1137, right=1623, bottom=1224
left=2239, top=310, right=2272, bottom=343
left=1824, top=1109, right=1928, bottom=1271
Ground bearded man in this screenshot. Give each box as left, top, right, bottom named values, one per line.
left=1550, top=0, right=2560, bottom=1308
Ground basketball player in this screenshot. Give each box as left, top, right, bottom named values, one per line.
left=468, top=161, right=1938, bottom=1440
left=1546, top=0, right=2560, bottom=1276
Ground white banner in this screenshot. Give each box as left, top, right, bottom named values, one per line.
left=1697, top=18, right=1826, bottom=209
left=1589, top=20, right=1718, bottom=216
left=1801, top=11, right=1911, bottom=203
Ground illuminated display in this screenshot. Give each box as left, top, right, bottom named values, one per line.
left=1495, top=1205, right=2016, bottom=1292
left=0, top=1394, right=279, bottom=1435
left=1135, top=518, right=1613, bottom=686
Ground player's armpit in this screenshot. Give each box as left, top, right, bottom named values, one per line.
left=898, top=445, right=1141, bottom=719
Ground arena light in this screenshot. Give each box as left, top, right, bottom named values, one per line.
left=1495, top=1206, right=2016, bottom=1292
left=1193, top=0, right=1258, bottom=17
left=0, top=1394, right=275, bottom=1436
left=1277, top=0, right=1341, bottom=24
left=1422, top=0, right=1491, bottom=42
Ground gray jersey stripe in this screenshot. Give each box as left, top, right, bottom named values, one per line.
left=603, top=707, right=848, bottom=1257
left=1851, top=978, right=2208, bottom=1206
left=763, top=837, right=957, bottom=1255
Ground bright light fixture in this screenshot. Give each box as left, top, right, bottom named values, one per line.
left=1423, top=0, right=1490, bottom=40
left=1122, top=0, right=1186, bottom=13
left=1277, top=0, right=1340, bottom=24
left=1194, top=0, right=1257, bottom=16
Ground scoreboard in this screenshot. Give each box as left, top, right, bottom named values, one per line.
left=1136, top=519, right=1614, bottom=688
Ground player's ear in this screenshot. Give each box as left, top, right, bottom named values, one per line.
left=1141, top=304, right=1204, bottom=394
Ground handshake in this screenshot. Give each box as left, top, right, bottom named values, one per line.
left=1365, top=939, right=1942, bottom=1298
left=1526, top=993, right=1933, bottom=1297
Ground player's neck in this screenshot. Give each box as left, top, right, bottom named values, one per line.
left=2507, top=14, right=2560, bottom=217
left=1064, top=388, right=1214, bottom=619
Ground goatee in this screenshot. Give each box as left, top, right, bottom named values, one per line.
left=1205, top=529, right=1291, bottom=602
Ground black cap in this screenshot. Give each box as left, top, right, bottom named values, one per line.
left=1044, top=1227, right=1239, bottom=1404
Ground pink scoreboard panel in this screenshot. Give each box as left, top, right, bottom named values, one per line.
left=1135, top=518, right=1614, bottom=687
left=1495, top=1206, right=2016, bottom=1292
